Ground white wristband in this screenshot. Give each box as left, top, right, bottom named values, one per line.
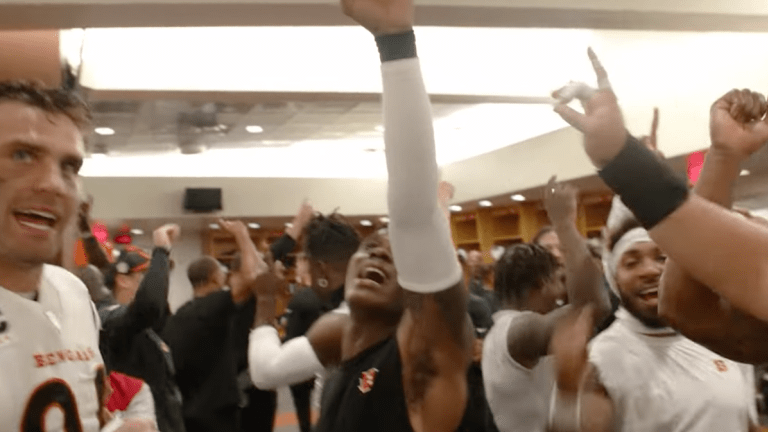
left=548, top=385, right=582, bottom=432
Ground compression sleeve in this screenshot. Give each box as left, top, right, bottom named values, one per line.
left=248, top=326, right=324, bottom=390
left=381, top=56, right=463, bottom=293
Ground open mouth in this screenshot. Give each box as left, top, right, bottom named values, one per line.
left=14, top=209, right=57, bottom=232
left=362, top=267, right=386, bottom=284
left=638, top=287, right=658, bottom=302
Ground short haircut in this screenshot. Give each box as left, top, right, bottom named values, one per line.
left=0, top=80, right=91, bottom=132
left=494, top=243, right=560, bottom=305
left=187, top=256, right=221, bottom=289
left=302, top=212, right=361, bottom=264
left=531, top=226, right=556, bottom=245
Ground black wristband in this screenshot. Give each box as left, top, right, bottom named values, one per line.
left=375, top=30, right=417, bottom=62
left=598, top=134, right=690, bottom=229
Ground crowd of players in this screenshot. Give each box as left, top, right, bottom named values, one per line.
left=3, top=0, right=768, bottom=430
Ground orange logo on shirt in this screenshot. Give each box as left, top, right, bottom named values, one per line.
left=358, top=368, right=379, bottom=394
left=33, top=348, right=97, bottom=368
left=714, top=360, right=728, bottom=372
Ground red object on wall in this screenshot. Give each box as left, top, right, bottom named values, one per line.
left=687, top=150, right=707, bottom=186
left=114, top=224, right=132, bottom=245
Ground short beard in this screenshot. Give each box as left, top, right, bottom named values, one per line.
left=618, top=291, right=668, bottom=329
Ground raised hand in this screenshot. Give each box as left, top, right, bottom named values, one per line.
left=153, top=224, right=181, bottom=250
left=341, top=0, right=414, bottom=36
left=552, top=48, right=628, bottom=168
left=544, top=176, right=578, bottom=226
left=438, top=181, right=455, bottom=207
left=77, top=194, right=94, bottom=234
left=219, top=218, right=249, bottom=239
left=709, top=89, right=768, bottom=160
left=286, top=200, right=314, bottom=240
left=641, top=108, right=664, bottom=159
left=252, top=252, right=280, bottom=298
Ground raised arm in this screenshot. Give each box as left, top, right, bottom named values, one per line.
left=544, top=177, right=610, bottom=321
left=504, top=179, right=609, bottom=369
left=341, top=1, right=469, bottom=430
left=270, top=200, right=314, bottom=263
left=659, top=89, right=768, bottom=363
left=77, top=196, right=112, bottom=271
left=102, top=225, right=177, bottom=359
left=553, top=50, right=768, bottom=323
left=247, top=256, right=344, bottom=390
left=220, top=219, right=263, bottom=304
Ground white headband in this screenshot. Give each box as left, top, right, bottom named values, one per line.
left=603, top=227, right=652, bottom=296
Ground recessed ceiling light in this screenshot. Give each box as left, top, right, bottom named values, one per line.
left=449, top=205, right=463, bottom=212
left=511, top=194, right=526, bottom=202
left=479, top=200, right=492, bottom=207
left=94, top=127, right=115, bottom=136
left=130, top=229, right=144, bottom=235
left=246, top=125, right=264, bottom=134
left=248, top=223, right=261, bottom=229
left=209, top=223, right=220, bottom=229
left=379, top=216, right=389, bottom=223
left=360, top=219, right=373, bottom=227
left=740, top=169, right=751, bottom=176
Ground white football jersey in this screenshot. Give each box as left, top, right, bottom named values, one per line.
left=590, top=309, right=757, bottom=432
left=0, top=264, right=103, bottom=432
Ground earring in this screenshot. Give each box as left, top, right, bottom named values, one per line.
left=317, top=278, right=328, bottom=288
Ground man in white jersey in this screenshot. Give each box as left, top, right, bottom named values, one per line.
left=0, top=81, right=153, bottom=432
left=482, top=178, right=610, bottom=432
left=549, top=212, right=758, bottom=432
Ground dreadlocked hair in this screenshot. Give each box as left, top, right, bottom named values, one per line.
left=302, top=211, right=361, bottom=264
left=0, top=80, right=91, bottom=132
left=494, top=243, right=560, bottom=305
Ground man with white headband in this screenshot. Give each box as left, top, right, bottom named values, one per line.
left=548, top=212, right=758, bottom=432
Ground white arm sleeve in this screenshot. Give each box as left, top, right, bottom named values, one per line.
left=248, top=326, right=324, bottom=390
left=382, top=57, right=463, bottom=293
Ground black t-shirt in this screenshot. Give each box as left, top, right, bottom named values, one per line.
left=161, top=290, right=241, bottom=431
left=316, top=337, right=413, bottom=432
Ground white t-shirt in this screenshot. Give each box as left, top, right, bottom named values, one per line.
left=482, top=310, right=555, bottom=432
left=590, top=309, right=757, bottom=432
left=0, top=264, right=104, bottom=432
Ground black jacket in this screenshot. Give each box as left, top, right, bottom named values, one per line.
left=99, top=248, right=185, bottom=432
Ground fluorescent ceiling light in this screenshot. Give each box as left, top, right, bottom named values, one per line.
left=741, top=169, right=751, bottom=176
left=246, top=125, right=264, bottom=134
left=479, top=200, right=493, bottom=207
left=379, top=216, right=389, bottom=223
left=248, top=222, right=261, bottom=229
left=285, top=222, right=293, bottom=228
left=359, top=219, right=373, bottom=226
left=130, top=228, right=144, bottom=235
left=511, top=194, right=526, bottom=202
left=68, top=28, right=768, bottom=178
left=209, top=223, right=220, bottom=229
left=449, top=205, right=463, bottom=212
left=94, top=127, right=115, bottom=136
